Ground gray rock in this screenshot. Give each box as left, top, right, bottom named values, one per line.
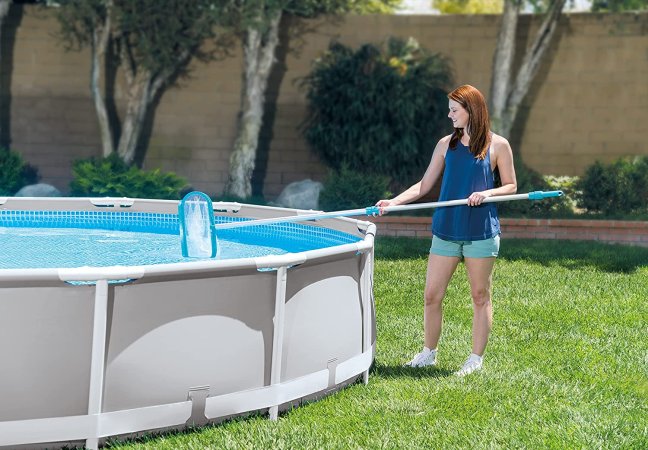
left=15, top=183, right=62, bottom=197
left=275, top=179, right=324, bottom=210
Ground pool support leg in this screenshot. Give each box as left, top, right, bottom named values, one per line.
left=86, top=279, right=109, bottom=450
left=361, top=248, right=374, bottom=385
left=269, top=266, right=288, bottom=420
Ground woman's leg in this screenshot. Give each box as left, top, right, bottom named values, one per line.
left=463, top=257, right=496, bottom=356
left=423, top=254, right=460, bottom=350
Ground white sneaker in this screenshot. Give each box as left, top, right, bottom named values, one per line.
left=404, top=348, right=437, bottom=367
left=455, top=354, right=483, bottom=377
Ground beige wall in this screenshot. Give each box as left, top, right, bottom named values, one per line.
left=7, top=6, right=648, bottom=197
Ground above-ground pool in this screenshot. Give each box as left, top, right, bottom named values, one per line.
left=0, top=197, right=376, bottom=450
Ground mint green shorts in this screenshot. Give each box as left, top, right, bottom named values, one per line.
left=430, top=235, right=500, bottom=258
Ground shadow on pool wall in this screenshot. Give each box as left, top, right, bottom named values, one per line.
left=0, top=196, right=376, bottom=450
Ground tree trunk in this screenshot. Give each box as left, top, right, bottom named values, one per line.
left=225, top=10, right=282, bottom=199
left=90, top=1, right=114, bottom=157
left=0, top=0, right=12, bottom=145
left=0, top=1, right=11, bottom=66
left=490, top=0, right=567, bottom=138
left=489, top=0, right=520, bottom=133
left=116, top=72, right=152, bottom=165
left=116, top=38, right=187, bottom=166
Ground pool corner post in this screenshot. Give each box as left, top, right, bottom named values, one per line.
left=362, top=245, right=375, bottom=385
left=269, top=265, right=289, bottom=420
left=86, top=279, right=110, bottom=450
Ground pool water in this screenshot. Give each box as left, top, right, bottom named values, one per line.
left=0, top=209, right=361, bottom=269
left=0, top=226, right=359, bottom=269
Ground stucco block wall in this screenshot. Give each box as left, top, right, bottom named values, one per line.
left=5, top=6, right=648, bottom=197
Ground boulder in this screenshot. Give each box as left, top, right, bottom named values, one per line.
left=15, top=183, right=62, bottom=197
left=274, top=179, right=323, bottom=210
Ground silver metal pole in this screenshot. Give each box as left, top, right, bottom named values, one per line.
left=268, top=266, right=288, bottom=421
left=86, top=279, right=109, bottom=449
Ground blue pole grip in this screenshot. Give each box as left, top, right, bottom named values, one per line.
left=529, top=190, right=564, bottom=200
left=365, top=206, right=380, bottom=216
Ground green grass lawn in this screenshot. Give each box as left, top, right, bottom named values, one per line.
left=110, top=238, right=648, bottom=449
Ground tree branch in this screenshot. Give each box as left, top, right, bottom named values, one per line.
left=507, top=0, right=567, bottom=109
left=490, top=0, right=520, bottom=118
left=90, top=0, right=114, bottom=157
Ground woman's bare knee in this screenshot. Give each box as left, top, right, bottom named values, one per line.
left=424, top=288, right=444, bottom=307
left=471, top=287, right=491, bottom=307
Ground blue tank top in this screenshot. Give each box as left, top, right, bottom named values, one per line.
left=432, top=141, right=500, bottom=241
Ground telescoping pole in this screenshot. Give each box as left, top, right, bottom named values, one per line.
left=365, top=190, right=564, bottom=216
left=214, top=191, right=564, bottom=230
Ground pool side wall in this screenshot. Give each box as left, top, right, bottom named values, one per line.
left=0, top=198, right=376, bottom=449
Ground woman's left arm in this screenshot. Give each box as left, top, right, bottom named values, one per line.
left=467, top=136, right=517, bottom=206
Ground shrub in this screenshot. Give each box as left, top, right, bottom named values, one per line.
left=301, top=37, right=453, bottom=188
left=576, top=156, right=648, bottom=216
left=544, top=174, right=580, bottom=213
left=70, top=154, right=189, bottom=200
left=319, top=166, right=391, bottom=211
left=0, top=148, right=39, bottom=196
left=495, top=161, right=572, bottom=216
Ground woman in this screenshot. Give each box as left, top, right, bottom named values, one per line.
left=376, top=84, right=517, bottom=376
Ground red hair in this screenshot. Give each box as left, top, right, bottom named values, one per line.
left=448, top=85, right=491, bottom=160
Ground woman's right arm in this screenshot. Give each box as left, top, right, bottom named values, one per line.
left=376, top=137, right=448, bottom=212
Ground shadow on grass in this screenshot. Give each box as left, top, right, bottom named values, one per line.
left=371, top=360, right=454, bottom=379
left=499, top=239, right=648, bottom=274
left=375, top=236, right=648, bottom=274
left=103, top=413, right=266, bottom=448
left=374, top=237, right=431, bottom=260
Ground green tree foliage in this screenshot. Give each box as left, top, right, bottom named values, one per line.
left=56, top=0, right=223, bottom=80
left=352, top=0, right=403, bottom=13
left=235, top=0, right=401, bottom=19
left=434, top=0, right=648, bottom=15
left=220, top=0, right=401, bottom=25
left=591, top=0, right=648, bottom=11
left=434, top=0, right=503, bottom=13
left=301, top=37, right=453, bottom=187
left=433, top=0, right=559, bottom=14
left=54, top=0, right=231, bottom=165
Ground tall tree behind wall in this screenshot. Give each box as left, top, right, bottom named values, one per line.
left=0, top=0, right=12, bottom=147
left=434, top=0, right=567, bottom=139
left=223, top=0, right=401, bottom=199
left=431, top=0, right=569, bottom=210
left=56, top=0, right=114, bottom=158
left=489, top=0, right=567, bottom=138
left=54, top=0, right=233, bottom=166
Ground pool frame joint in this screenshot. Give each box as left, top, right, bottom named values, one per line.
left=187, top=385, right=210, bottom=427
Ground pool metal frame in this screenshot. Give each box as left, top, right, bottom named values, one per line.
left=0, top=197, right=376, bottom=449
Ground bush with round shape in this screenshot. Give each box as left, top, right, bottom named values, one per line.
left=301, top=37, right=453, bottom=188
left=0, top=148, right=39, bottom=196
left=70, top=154, right=189, bottom=200
left=319, top=166, right=391, bottom=212
left=576, top=156, right=648, bottom=216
